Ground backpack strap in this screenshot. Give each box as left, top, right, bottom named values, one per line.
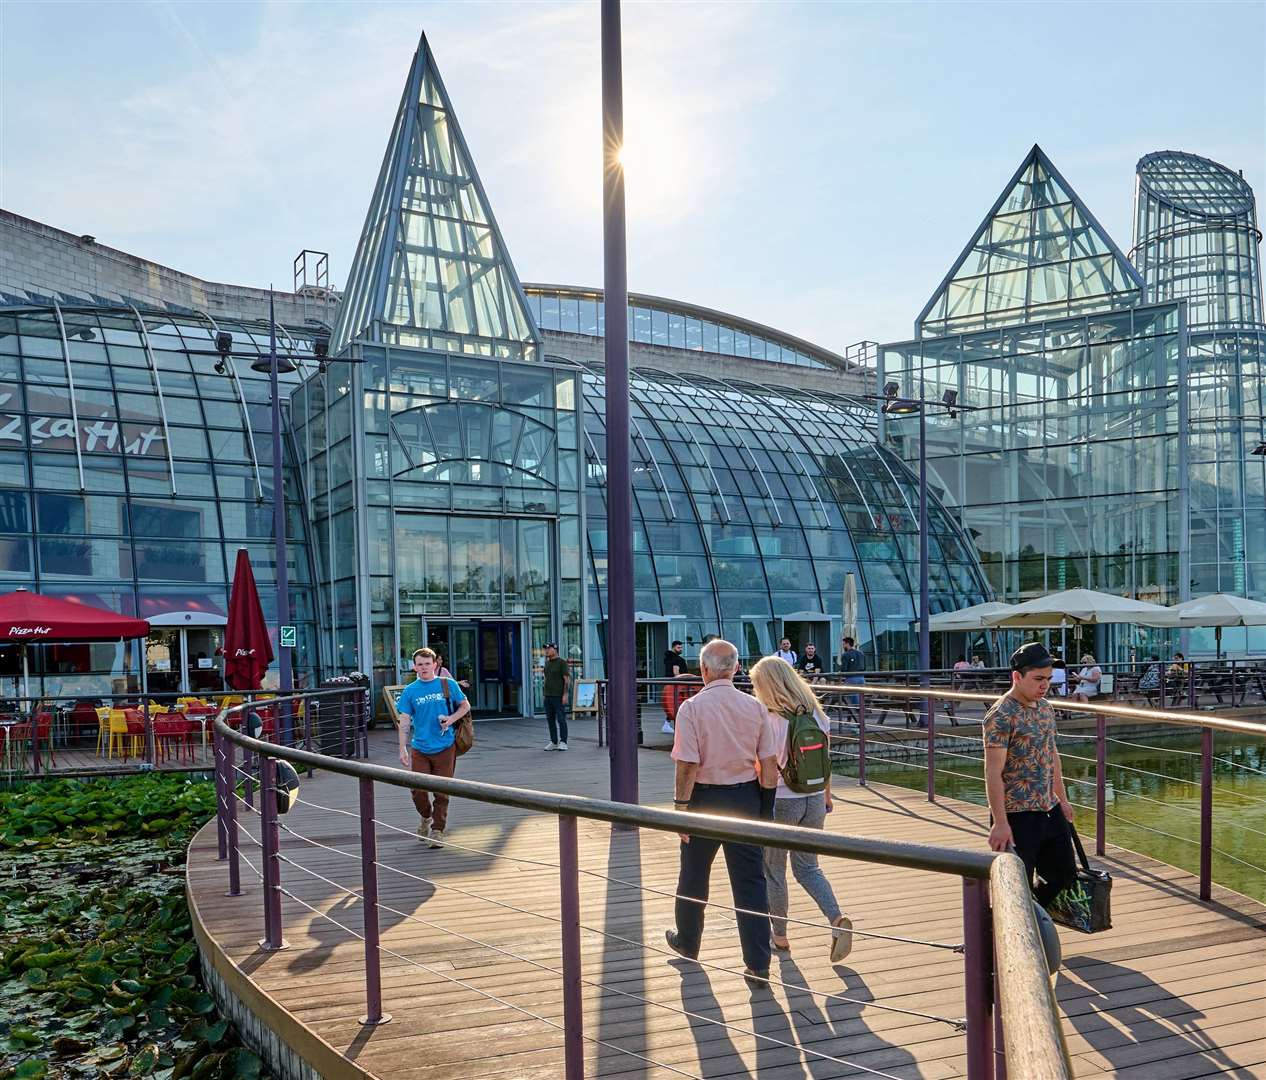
left=441, top=677, right=452, bottom=713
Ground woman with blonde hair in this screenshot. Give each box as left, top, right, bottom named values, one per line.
left=749, top=656, right=852, bottom=961
left=1072, top=652, right=1101, bottom=702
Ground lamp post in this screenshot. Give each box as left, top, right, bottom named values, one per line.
left=253, top=291, right=295, bottom=740
left=875, top=383, right=970, bottom=788
left=602, top=0, right=638, bottom=806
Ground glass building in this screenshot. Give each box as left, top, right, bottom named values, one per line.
left=882, top=145, right=1266, bottom=658
left=0, top=305, right=320, bottom=698
left=297, top=34, right=987, bottom=713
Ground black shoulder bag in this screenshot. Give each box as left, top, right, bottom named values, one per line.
left=1047, top=823, right=1112, bottom=933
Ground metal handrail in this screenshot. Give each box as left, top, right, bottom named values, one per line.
left=211, top=693, right=1071, bottom=1080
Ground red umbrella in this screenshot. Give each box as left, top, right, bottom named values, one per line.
left=224, top=549, right=274, bottom=690
left=0, top=588, right=150, bottom=705
left=0, top=590, right=149, bottom=641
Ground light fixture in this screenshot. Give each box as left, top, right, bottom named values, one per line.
left=942, top=388, right=958, bottom=418
left=250, top=353, right=298, bottom=374
left=76, top=327, right=96, bottom=342
left=1253, top=441, right=1266, bottom=457
left=314, top=334, right=329, bottom=375
left=214, top=331, right=232, bottom=375
left=882, top=381, right=900, bottom=399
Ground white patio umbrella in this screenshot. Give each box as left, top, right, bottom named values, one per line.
left=1160, top=593, right=1266, bottom=658
left=928, top=601, right=1014, bottom=632
left=981, top=589, right=1172, bottom=629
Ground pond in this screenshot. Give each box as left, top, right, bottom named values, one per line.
left=832, top=727, right=1266, bottom=902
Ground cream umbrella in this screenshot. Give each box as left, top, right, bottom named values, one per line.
left=842, top=572, right=858, bottom=646
left=928, top=601, right=1014, bottom=632
left=1161, top=593, right=1266, bottom=658
left=981, top=589, right=1172, bottom=629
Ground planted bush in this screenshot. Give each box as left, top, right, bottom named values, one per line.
left=0, top=777, right=267, bottom=1079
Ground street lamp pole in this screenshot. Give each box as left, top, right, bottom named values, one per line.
left=918, top=402, right=932, bottom=798
left=268, top=291, right=293, bottom=740
left=601, top=0, right=638, bottom=805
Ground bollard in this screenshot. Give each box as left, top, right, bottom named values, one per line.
left=1095, top=713, right=1106, bottom=857
left=1200, top=726, right=1213, bottom=902
left=225, top=736, right=241, bottom=897
left=358, top=778, right=391, bottom=1025
left=857, top=693, right=867, bottom=787
left=962, top=878, right=994, bottom=1080
left=259, top=755, right=286, bottom=950
left=559, top=815, right=584, bottom=1079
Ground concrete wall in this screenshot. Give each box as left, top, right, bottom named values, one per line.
left=1, top=208, right=868, bottom=396
left=0, top=210, right=334, bottom=328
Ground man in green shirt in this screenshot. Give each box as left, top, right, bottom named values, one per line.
left=542, top=642, right=571, bottom=751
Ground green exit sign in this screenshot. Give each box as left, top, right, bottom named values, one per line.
left=279, top=625, right=297, bottom=648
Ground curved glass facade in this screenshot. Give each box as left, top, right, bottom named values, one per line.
left=1132, top=150, right=1265, bottom=331
left=0, top=304, right=319, bottom=696
left=579, top=366, right=989, bottom=669
left=524, top=284, right=849, bottom=371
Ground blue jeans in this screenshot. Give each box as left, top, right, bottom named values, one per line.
left=844, top=674, right=864, bottom=707
left=764, top=794, right=842, bottom=936
left=544, top=695, right=568, bottom=744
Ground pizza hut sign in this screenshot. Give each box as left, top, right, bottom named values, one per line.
left=0, top=391, right=166, bottom=458
left=9, top=625, right=52, bottom=636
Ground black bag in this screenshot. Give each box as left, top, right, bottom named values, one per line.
left=1047, top=824, right=1112, bottom=933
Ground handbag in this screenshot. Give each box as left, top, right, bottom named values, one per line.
left=441, top=678, right=474, bottom=756
left=1047, top=823, right=1112, bottom=933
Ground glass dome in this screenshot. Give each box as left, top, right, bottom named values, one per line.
left=580, top=364, right=989, bottom=669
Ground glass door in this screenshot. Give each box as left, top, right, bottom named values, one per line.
left=185, top=627, right=225, bottom=694
left=146, top=628, right=182, bottom=695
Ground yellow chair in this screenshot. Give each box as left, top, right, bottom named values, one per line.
left=107, top=709, right=141, bottom=760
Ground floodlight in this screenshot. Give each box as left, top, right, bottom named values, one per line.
left=1253, top=441, right=1266, bottom=457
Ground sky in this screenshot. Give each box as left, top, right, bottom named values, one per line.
left=1, top=1, right=1263, bottom=350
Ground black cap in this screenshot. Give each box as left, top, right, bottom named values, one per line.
left=1010, top=642, right=1053, bottom=672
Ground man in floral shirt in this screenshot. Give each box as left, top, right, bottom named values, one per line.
left=983, top=642, right=1076, bottom=907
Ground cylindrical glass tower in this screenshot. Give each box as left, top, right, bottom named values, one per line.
left=1132, top=150, right=1264, bottom=330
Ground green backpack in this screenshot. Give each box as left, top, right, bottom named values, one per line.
left=779, top=711, right=830, bottom=794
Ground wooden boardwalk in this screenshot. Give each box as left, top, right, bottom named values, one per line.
left=186, top=719, right=1266, bottom=1079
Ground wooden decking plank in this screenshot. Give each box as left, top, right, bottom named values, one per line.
left=187, top=720, right=1266, bottom=1079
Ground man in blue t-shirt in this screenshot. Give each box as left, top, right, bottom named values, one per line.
left=396, top=647, right=469, bottom=848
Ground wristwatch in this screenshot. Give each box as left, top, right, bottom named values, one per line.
left=673, top=799, right=691, bottom=808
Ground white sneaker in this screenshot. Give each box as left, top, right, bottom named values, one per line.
left=557, top=741, right=569, bottom=751
left=544, top=742, right=558, bottom=751
left=417, top=818, right=431, bottom=841
left=428, top=829, right=445, bottom=849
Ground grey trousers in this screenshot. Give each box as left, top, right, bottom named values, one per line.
left=763, top=793, right=842, bottom=936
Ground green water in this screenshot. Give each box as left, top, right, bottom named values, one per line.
left=834, top=729, right=1266, bottom=902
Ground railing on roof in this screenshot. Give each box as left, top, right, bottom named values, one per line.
left=212, top=692, right=1071, bottom=1080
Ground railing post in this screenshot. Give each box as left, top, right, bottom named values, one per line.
left=926, top=694, right=936, bottom=802
left=213, top=724, right=227, bottom=861
left=358, top=777, right=391, bottom=1025
left=1159, top=663, right=1166, bottom=710
left=559, top=814, right=584, bottom=1080
left=857, top=692, right=867, bottom=787
left=1200, top=726, right=1212, bottom=902
left=259, top=754, right=286, bottom=950
left=1095, top=713, right=1106, bottom=857
left=225, top=734, right=241, bottom=897
left=340, top=693, right=349, bottom=758
left=962, top=878, right=994, bottom=1080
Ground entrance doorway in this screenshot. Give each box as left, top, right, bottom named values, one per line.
left=780, top=613, right=832, bottom=666
left=634, top=615, right=669, bottom=706
left=145, top=615, right=227, bottom=695
left=400, top=618, right=527, bottom=718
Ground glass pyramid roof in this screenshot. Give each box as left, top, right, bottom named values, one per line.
left=331, top=35, right=540, bottom=360
left=917, top=145, right=1143, bottom=338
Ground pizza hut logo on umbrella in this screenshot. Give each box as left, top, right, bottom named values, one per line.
left=10, top=625, right=52, bottom=636
left=232, top=647, right=256, bottom=658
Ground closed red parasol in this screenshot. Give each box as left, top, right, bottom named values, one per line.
left=224, top=549, right=274, bottom=691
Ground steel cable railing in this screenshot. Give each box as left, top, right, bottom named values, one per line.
left=211, top=699, right=1069, bottom=1080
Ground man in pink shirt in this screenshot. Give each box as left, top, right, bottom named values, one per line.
left=667, top=638, right=780, bottom=987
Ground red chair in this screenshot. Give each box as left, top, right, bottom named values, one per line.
left=154, top=716, right=195, bottom=764
left=7, top=713, right=56, bottom=769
